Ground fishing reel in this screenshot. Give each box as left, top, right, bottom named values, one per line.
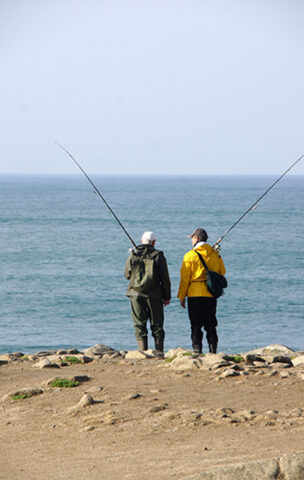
left=213, top=243, right=221, bottom=253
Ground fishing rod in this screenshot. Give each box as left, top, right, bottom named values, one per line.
left=55, top=142, right=137, bottom=248
left=213, top=152, right=304, bottom=249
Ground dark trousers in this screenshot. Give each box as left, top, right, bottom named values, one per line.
left=187, top=297, right=218, bottom=353
left=130, top=296, right=165, bottom=341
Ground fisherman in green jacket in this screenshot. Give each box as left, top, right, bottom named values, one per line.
left=124, top=231, right=171, bottom=353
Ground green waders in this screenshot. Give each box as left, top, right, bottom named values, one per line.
left=130, top=296, right=165, bottom=351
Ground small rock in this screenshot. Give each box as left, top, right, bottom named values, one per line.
left=81, top=355, right=93, bottom=363
left=87, top=386, right=103, bottom=393
left=2, top=387, right=43, bottom=402
left=125, top=350, right=151, bottom=359
left=243, top=366, right=258, bottom=372
left=72, top=375, right=91, bottom=383
left=81, top=425, right=95, bottom=432
left=145, top=349, right=164, bottom=358
left=244, top=354, right=266, bottom=365
left=109, top=352, right=122, bottom=359
left=27, top=354, right=39, bottom=361
left=170, top=355, right=203, bottom=370
left=67, top=349, right=82, bottom=355
left=33, top=358, right=60, bottom=369
left=36, top=350, right=57, bottom=357
left=277, top=363, right=293, bottom=369
left=272, top=355, right=292, bottom=364
left=209, top=361, right=232, bottom=370
left=219, top=369, right=240, bottom=378
left=78, top=394, right=95, bottom=407
left=69, top=394, right=95, bottom=412
left=84, top=344, right=117, bottom=357
left=164, top=348, right=188, bottom=358
left=292, top=355, right=304, bottom=367
left=280, top=372, right=289, bottom=378
left=127, top=393, right=143, bottom=400
left=230, top=417, right=242, bottom=424
left=150, top=405, right=166, bottom=413
left=288, top=408, right=303, bottom=418
left=253, top=361, right=268, bottom=367
left=229, top=364, right=244, bottom=371
left=265, top=409, right=279, bottom=419
left=215, top=407, right=235, bottom=417
left=203, top=353, right=230, bottom=364
left=242, top=409, right=256, bottom=416
left=0, top=353, right=21, bottom=363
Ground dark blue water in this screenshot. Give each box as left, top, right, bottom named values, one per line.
left=0, top=174, right=303, bottom=354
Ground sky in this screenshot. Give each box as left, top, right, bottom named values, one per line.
left=1, top=0, right=304, bottom=175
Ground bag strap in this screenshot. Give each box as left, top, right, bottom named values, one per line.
left=194, top=250, right=209, bottom=271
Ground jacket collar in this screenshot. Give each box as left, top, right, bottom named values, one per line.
left=193, top=241, right=206, bottom=249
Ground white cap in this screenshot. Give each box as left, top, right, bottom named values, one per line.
left=141, top=231, right=156, bottom=244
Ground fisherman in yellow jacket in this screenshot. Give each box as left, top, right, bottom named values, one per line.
left=177, top=228, right=226, bottom=354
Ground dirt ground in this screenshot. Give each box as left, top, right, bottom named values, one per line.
left=1, top=354, right=304, bottom=480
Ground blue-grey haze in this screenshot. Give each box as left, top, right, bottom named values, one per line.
left=0, top=175, right=303, bottom=354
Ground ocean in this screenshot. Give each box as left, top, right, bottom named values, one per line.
left=0, top=174, right=303, bottom=354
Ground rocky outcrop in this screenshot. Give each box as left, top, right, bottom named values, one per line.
left=1, top=344, right=304, bottom=381
left=161, top=345, right=304, bottom=379
left=181, top=452, right=304, bottom=480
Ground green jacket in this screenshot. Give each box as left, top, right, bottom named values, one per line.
left=124, top=244, right=171, bottom=301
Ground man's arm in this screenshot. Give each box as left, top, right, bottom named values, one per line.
left=157, top=253, right=171, bottom=301
left=177, top=255, right=192, bottom=308
left=124, top=253, right=132, bottom=280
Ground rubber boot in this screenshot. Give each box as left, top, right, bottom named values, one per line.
left=209, top=343, right=217, bottom=354
left=154, top=338, right=164, bottom=353
left=137, top=337, right=148, bottom=351
left=193, top=344, right=202, bottom=354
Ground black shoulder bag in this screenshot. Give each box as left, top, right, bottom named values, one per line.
left=194, top=250, right=228, bottom=299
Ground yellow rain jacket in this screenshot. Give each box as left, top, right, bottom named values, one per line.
left=177, top=243, right=226, bottom=300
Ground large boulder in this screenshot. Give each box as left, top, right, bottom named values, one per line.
left=244, top=344, right=295, bottom=357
